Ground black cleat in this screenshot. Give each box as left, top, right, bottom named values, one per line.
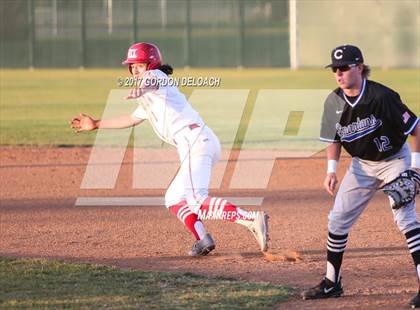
left=189, top=234, right=215, bottom=256
left=410, top=291, right=420, bottom=308
left=302, top=277, right=344, bottom=300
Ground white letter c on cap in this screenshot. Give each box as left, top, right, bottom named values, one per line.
left=334, top=49, right=343, bottom=60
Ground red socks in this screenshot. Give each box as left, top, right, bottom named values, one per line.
left=169, top=197, right=255, bottom=240
left=169, top=200, right=204, bottom=240
left=199, top=197, right=254, bottom=222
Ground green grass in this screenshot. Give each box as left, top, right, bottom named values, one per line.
left=0, top=68, right=418, bottom=146
left=0, top=257, right=291, bottom=309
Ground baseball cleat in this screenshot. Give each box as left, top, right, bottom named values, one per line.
left=410, top=291, right=420, bottom=308
left=249, top=211, right=269, bottom=252
left=189, top=233, right=215, bottom=257
left=301, top=277, right=343, bottom=300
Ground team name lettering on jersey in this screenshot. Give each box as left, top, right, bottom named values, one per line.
left=336, top=114, right=382, bottom=142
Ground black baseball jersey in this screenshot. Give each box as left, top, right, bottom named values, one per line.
left=320, top=79, right=419, bottom=161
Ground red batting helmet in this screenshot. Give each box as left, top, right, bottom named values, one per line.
left=122, top=42, right=162, bottom=73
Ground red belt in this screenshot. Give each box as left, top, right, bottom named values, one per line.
left=188, top=123, right=200, bottom=130
left=173, top=124, right=200, bottom=146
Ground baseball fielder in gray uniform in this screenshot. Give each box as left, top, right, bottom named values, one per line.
left=301, top=45, right=420, bottom=308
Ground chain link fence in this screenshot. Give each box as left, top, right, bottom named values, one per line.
left=0, top=0, right=418, bottom=68
left=0, top=0, right=289, bottom=68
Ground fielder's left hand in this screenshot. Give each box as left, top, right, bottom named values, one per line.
left=70, top=113, right=97, bottom=132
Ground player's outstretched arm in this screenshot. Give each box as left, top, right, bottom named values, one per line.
left=70, top=113, right=143, bottom=132
left=324, top=142, right=342, bottom=196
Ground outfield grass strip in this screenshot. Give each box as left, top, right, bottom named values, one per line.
left=0, top=257, right=292, bottom=309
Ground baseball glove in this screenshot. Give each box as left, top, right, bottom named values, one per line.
left=382, top=169, right=420, bottom=209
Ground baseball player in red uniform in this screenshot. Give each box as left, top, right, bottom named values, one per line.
left=301, top=45, right=420, bottom=308
left=70, top=42, right=269, bottom=256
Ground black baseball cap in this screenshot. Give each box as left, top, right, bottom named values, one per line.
left=325, top=45, right=364, bottom=68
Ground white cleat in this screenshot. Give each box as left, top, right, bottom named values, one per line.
left=249, top=211, right=269, bottom=252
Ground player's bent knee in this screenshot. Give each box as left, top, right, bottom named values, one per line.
left=165, top=191, right=184, bottom=209
left=393, top=203, right=420, bottom=233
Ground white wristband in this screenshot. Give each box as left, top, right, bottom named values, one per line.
left=412, top=152, right=420, bottom=168
left=327, top=159, right=338, bottom=174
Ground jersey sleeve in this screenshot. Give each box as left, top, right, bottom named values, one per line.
left=139, top=70, right=159, bottom=91
left=125, top=71, right=159, bottom=100
left=132, top=105, right=148, bottom=120
left=319, top=93, right=341, bottom=142
left=383, top=91, right=419, bottom=135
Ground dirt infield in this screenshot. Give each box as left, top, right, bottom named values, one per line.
left=1, top=146, right=418, bottom=309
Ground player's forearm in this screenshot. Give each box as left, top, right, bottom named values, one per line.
left=327, top=142, right=341, bottom=161
left=95, top=115, right=142, bottom=129
left=326, top=142, right=341, bottom=174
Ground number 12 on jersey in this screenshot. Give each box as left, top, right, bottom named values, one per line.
left=374, top=136, right=392, bottom=152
